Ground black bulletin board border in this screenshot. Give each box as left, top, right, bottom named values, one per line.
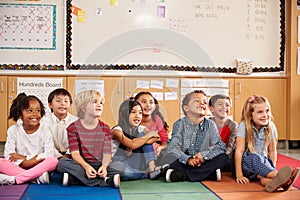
left=0, top=0, right=286, bottom=73
left=65, top=0, right=286, bottom=73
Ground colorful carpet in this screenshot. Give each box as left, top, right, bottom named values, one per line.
left=202, top=153, right=300, bottom=200
left=0, top=184, right=29, bottom=200
left=276, top=154, right=300, bottom=189
left=0, top=153, right=299, bottom=199
left=20, top=173, right=121, bottom=200
left=119, top=178, right=220, bottom=200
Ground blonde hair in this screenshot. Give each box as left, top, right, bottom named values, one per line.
left=241, top=95, right=274, bottom=153
left=75, top=90, right=104, bottom=119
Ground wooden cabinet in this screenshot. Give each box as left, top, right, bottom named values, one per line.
left=124, top=77, right=180, bottom=133
left=0, top=75, right=288, bottom=142
left=233, top=78, right=287, bottom=140
left=67, top=76, right=124, bottom=128
left=0, top=76, right=7, bottom=141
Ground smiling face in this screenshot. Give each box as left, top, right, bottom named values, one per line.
left=251, top=102, right=270, bottom=130
left=136, top=94, right=155, bottom=116
left=210, top=98, right=231, bottom=119
left=49, top=94, right=71, bottom=120
left=128, top=104, right=143, bottom=127
left=183, top=93, right=208, bottom=117
left=84, top=96, right=104, bottom=118
left=21, top=99, right=42, bottom=131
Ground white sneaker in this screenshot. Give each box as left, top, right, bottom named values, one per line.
left=36, top=172, right=49, bottom=184
left=216, top=169, right=221, bottom=182
left=105, top=174, right=120, bottom=189
left=0, top=173, right=15, bottom=185
left=62, top=173, right=69, bottom=186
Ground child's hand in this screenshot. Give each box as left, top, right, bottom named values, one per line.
left=194, top=153, right=204, bottom=164
left=84, top=165, right=97, bottom=179
left=148, top=131, right=159, bottom=138
left=187, top=157, right=201, bottom=167
left=236, top=176, right=250, bottom=184
left=9, top=153, right=26, bottom=162
left=125, top=148, right=133, bottom=156
left=97, top=166, right=107, bottom=178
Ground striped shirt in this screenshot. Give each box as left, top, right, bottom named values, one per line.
left=67, top=119, right=112, bottom=163
left=168, top=117, right=226, bottom=164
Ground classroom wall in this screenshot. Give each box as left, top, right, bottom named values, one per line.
left=1, top=0, right=300, bottom=143
left=286, top=0, right=300, bottom=142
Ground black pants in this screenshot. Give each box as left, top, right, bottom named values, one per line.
left=164, top=153, right=229, bottom=182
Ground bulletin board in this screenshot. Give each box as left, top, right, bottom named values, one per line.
left=67, top=0, right=286, bottom=73
left=0, top=0, right=65, bottom=70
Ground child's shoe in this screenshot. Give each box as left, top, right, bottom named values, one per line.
left=165, top=169, right=188, bottom=183
left=36, top=172, right=49, bottom=184
left=216, top=169, right=221, bottom=182
left=0, top=173, right=15, bottom=185
left=161, top=164, right=170, bottom=177
left=265, top=166, right=292, bottom=192
left=148, top=166, right=162, bottom=180
left=62, top=172, right=77, bottom=186
left=105, top=174, right=120, bottom=189
left=281, top=167, right=300, bottom=191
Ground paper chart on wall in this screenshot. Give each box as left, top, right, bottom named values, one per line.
left=0, top=4, right=56, bottom=49
left=75, top=80, right=105, bottom=97
left=17, top=78, right=63, bottom=116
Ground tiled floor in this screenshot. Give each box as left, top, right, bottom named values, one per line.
left=0, top=142, right=300, bottom=160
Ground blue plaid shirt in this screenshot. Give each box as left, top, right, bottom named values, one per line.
left=168, top=117, right=226, bottom=164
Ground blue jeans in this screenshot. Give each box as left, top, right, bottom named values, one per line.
left=113, top=143, right=157, bottom=180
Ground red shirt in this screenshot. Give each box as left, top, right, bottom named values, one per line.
left=67, top=119, right=112, bottom=163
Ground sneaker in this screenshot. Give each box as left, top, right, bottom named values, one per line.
left=148, top=166, right=162, bottom=180
left=0, top=173, right=15, bottom=185
left=62, top=173, right=78, bottom=186
left=165, top=169, right=187, bottom=183
left=62, top=173, right=69, bottom=186
left=161, top=164, right=170, bottom=177
left=105, top=174, right=120, bottom=189
left=265, top=166, right=292, bottom=192
left=36, top=172, right=49, bottom=184
left=216, top=169, right=221, bottom=182
left=281, top=167, right=300, bottom=191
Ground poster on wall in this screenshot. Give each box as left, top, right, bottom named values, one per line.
left=17, top=78, right=63, bottom=115
left=0, top=3, right=56, bottom=50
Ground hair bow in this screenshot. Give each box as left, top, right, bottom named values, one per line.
left=248, top=96, right=255, bottom=103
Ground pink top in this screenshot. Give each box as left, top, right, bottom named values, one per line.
left=148, top=115, right=168, bottom=144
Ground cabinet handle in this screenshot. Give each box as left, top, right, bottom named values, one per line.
left=0, top=81, right=3, bottom=92
left=12, top=81, right=15, bottom=93
left=238, top=82, right=242, bottom=94
left=117, top=81, right=120, bottom=94
left=128, top=81, right=132, bottom=95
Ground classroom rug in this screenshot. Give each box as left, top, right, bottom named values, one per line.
left=202, top=153, right=300, bottom=200
left=276, top=153, right=300, bottom=189
left=119, top=178, right=220, bottom=200
left=20, top=172, right=121, bottom=200
left=0, top=184, right=29, bottom=200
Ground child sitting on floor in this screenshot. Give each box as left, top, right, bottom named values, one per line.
left=163, top=90, right=228, bottom=182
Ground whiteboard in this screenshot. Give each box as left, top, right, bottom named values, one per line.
left=69, top=0, right=284, bottom=71
left=0, top=0, right=65, bottom=66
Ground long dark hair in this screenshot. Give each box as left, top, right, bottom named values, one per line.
left=118, top=98, right=142, bottom=134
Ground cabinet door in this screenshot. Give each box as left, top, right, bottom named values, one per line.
left=124, top=77, right=180, bottom=132
left=67, top=76, right=124, bottom=128
left=8, top=76, right=67, bottom=128
left=0, top=76, right=7, bottom=141
left=234, top=79, right=286, bottom=140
